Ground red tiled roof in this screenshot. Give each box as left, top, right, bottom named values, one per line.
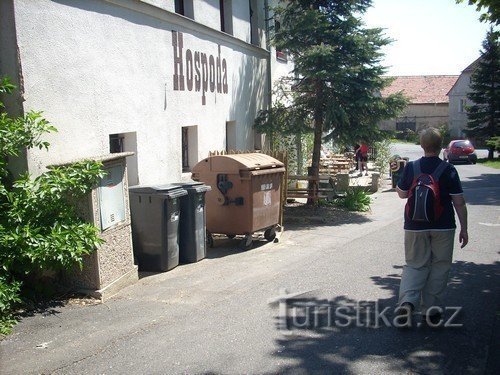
left=381, top=75, right=459, bottom=104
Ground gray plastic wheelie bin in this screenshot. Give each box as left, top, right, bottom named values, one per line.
left=173, top=181, right=212, bottom=263
left=129, top=184, right=187, bottom=272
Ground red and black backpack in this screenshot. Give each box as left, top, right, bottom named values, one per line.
left=405, top=160, right=448, bottom=223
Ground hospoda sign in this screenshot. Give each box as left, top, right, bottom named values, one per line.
left=172, top=31, right=228, bottom=105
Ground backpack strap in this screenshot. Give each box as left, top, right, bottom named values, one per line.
left=412, top=160, right=421, bottom=177
left=431, top=160, right=448, bottom=180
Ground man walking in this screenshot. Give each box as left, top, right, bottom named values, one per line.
left=395, top=128, right=468, bottom=326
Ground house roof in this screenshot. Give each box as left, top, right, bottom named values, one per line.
left=462, top=57, right=482, bottom=73
left=381, top=75, right=459, bottom=104
left=446, top=57, right=482, bottom=96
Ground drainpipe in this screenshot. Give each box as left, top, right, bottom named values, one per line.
left=264, top=0, right=273, bottom=149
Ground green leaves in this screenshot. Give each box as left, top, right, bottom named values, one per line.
left=258, top=1, right=407, bottom=147
left=334, top=187, right=371, bottom=212
left=1, top=76, right=105, bottom=334
left=0, top=276, right=21, bottom=335
left=464, top=28, right=500, bottom=158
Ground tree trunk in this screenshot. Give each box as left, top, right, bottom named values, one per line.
left=307, top=81, right=324, bottom=206
left=488, top=147, right=494, bottom=160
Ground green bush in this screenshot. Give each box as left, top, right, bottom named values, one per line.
left=0, top=276, right=21, bottom=335
left=373, top=139, right=392, bottom=175
left=334, top=187, right=371, bottom=212
left=486, top=136, right=500, bottom=153
left=437, top=124, right=451, bottom=146
left=0, top=77, right=105, bottom=334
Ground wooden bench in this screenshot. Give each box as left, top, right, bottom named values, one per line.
left=287, top=174, right=336, bottom=201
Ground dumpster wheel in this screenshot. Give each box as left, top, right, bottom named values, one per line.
left=207, top=231, right=214, bottom=248
left=239, top=234, right=253, bottom=251
left=264, top=227, right=276, bottom=242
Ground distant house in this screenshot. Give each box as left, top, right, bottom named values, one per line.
left=447, top=58, right=481, bottom=138
left=379, top=75, right=458, bottom=133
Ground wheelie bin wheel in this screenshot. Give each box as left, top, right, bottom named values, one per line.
left=264, top=227, right=276, bottom=242
left=207, top=231, right=214, bottom=248
left=239, top=234, right=253, bottom=251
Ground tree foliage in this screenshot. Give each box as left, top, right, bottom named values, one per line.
left=0, top=77, right=105, bottom=334
left=456, top=0, right=500, bottom=25
left=255, top=0, right=407, bottom=203
left=464, top=28, right=500, bottom=159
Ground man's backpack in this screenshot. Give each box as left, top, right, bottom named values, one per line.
left=405, top=160, right=448, bottom=223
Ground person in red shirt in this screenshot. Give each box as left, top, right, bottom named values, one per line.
left=356, top=142, right=369, bottom=176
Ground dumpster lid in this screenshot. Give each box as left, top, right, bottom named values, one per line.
left=172, top=181, right=212, bottom=193
left=129, top=184, right=188, bottom=198
left=192, top=153, right=285, bottom=174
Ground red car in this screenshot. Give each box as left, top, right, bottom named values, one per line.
left=443, top=140, right=477, bottom=164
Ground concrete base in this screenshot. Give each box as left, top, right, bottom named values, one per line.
left=78, top=266, right=139, bottom=301
left=370, top=172, right=381, bottom=193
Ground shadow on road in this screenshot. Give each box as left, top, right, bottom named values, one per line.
left=283, top=204, right=372, bottom=230
left=461, top=173, right=500, bottom=206
left=270, top=260, right=500, bottom=374
left=205, top=236, right=271, bottom=259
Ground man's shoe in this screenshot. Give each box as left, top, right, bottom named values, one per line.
left=395, top=302, right=414, bottom=328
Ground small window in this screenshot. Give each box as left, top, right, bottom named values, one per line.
left=220, top=0, right=233, bottom=34
left=274, top=20, right=287, bottom=61
left=181, top=127, right=189, bottom=172
left=175, top=0, right=184, bottom=15
left=175, top=0, right=193, bottom=19
left=109, top=132, right=139, bottom=186
left=109, top=134, right=124, bottom=153
left=459, top=98, right=467, bottom=113
left=250, top=0, right=259, bottom=46
left=181, top=126, right=198, bottom=172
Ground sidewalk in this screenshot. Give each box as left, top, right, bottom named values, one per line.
left=1, top=174, right=498, bottom=374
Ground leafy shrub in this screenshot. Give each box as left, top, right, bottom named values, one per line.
left=0, top=276, right=21, bottom=335
left=486, top=136, right=500, bottom=153
left=0, top=77, right=105, bottom=334
left=373, top=139, right=392, bottom=175
left=437, top=124, right=451, bottom=146
left=334, top=187, right=371, bottom=212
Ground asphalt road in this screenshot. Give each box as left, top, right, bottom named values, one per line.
left=1, top=144, right=499, bottom=374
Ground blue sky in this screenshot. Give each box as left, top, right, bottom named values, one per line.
left=363, top=0, right=493, bottom=76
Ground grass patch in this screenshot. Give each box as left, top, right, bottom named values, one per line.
left=476, top=158, right=500, bottom=169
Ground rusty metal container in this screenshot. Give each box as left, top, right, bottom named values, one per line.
left=191, top=153, right=285, bottom=249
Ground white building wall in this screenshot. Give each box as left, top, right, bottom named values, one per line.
left=448, top=73, right=473, bottom=138
left=4, top=0, right=270, bottom=185
left=193, top=0, right=221, bottom=31
left=268, top=0, right=295, bottom=90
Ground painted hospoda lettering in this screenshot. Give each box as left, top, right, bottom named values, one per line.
left=172, top=31, right=228, bottom=105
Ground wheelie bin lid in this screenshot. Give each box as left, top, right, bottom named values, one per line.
left=192, top=153, right=284, bottom=174
left=129, top=184, right=187, bottom=198
left=172, top=181, right=212, bottom=193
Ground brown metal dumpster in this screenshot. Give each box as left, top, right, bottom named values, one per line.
left=191, top=153, right=285, bottom=250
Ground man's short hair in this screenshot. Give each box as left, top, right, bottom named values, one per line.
left=420, top=128, right=442, bottom=153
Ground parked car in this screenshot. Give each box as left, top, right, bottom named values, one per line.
left=443, top=140, right=477, bottom=164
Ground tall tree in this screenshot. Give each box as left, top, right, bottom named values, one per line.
left=255, top=0, right=406, bottom=204
left=464, top=28, right=500, bottom=159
